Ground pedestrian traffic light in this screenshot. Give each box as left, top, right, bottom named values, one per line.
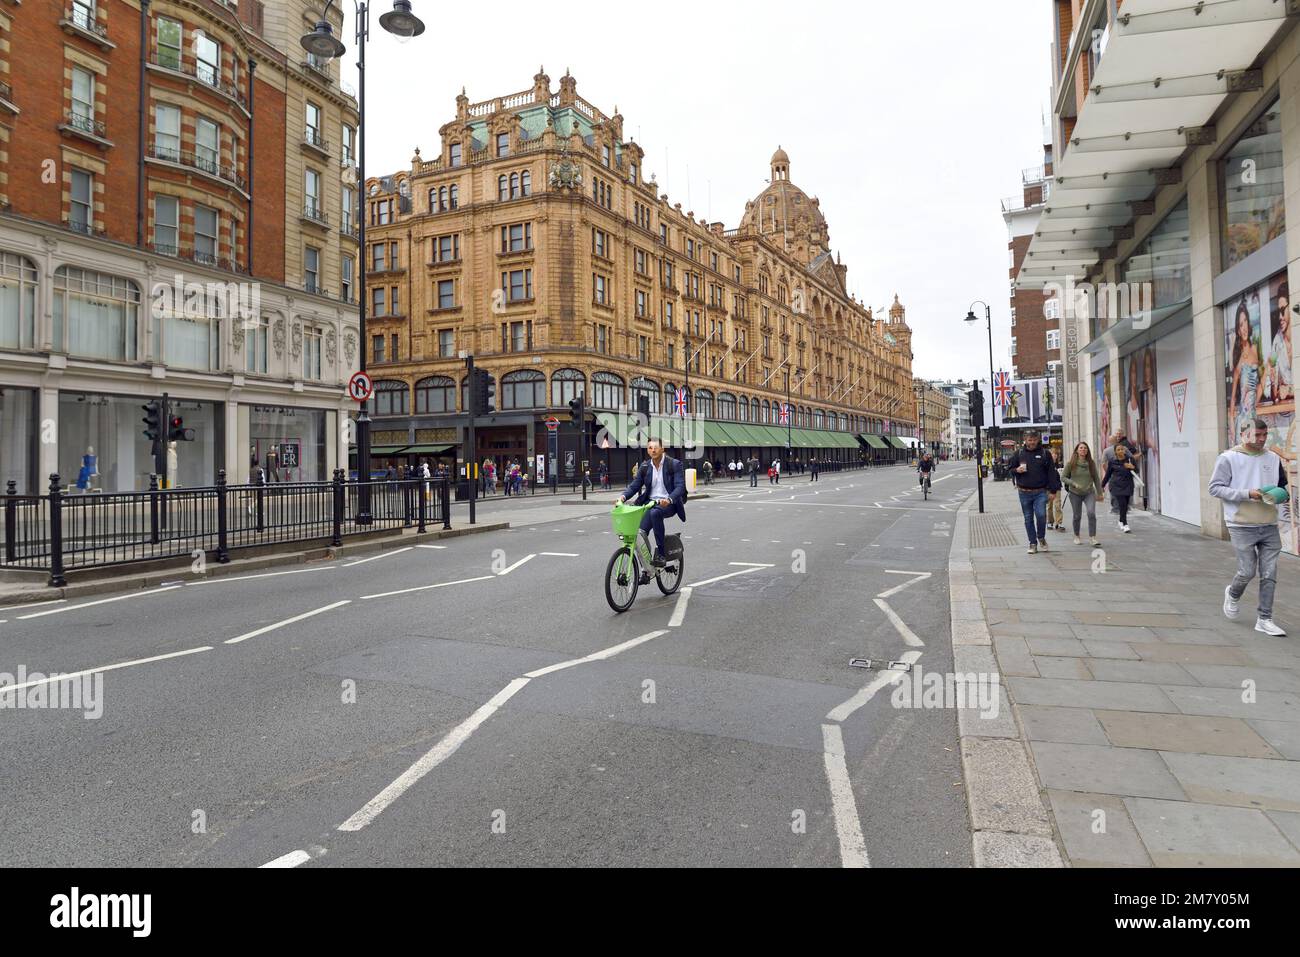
left=568, top=395, right=584, bottom=425
left=141, top=400, right=163, bottom=446
left=968, top=387, right=984, bottom=428
left=168, top=415, right=195, bottom=442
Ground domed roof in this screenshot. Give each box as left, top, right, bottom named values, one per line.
left=771, top=146, right=790, bottom=166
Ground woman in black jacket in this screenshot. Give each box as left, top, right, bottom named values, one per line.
left=1101, top=443, right=1138, bottom=533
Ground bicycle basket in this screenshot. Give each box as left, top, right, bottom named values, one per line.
left=663, top=533, right=684, bottom=560
left=610, top=502, right=649, bottom=538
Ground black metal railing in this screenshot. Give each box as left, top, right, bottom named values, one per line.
left=2, top=472, right=451, bottom=587
left=63, top=111, right=107, bottom=138
left=147, top=143, right=247, bottom=191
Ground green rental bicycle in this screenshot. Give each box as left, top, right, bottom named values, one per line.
left=605, top=502, right=685, bottom=613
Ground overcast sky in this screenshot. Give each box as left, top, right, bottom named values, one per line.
left=342, top=0, right=1052, bottom=382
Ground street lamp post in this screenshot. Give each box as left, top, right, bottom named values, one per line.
left=966, top=300, right=996, bottom=513
left=302, top=1, right=424, bottom=523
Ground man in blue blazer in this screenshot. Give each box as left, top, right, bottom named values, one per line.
left=618, top=437, right=687, bottom=566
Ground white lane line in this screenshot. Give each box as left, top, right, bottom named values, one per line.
left=0, top=646, right=212, bottom=698
left=496, top=554, right=536, bottom=576
left=360, top=575, right=494, bottom=600
left=338, top=676, right=532, bottom=833
left=0, top=598, right=67, bottom=611
left=18, top=585, right=182, bottom=619
left=524, top=629, right=669, bottom=678
left=668, top=588, right=692, bottom=627
left=260, top=849, right=311, bottom=869
left=415, top=544, right=448, bottom=550
left=825, top=650, right=924, bottom=723
left=877, top=570, right=933, bottom=599
left=686, top=563, right=773, bottom=588
left=874, top=598, right=925, bottom=648
left=192, top=566, right=337, bottom=585
left=224, top=600, right=352, bottom=645
left=343, top=547, right=413, bottom=568
left=822, top=724, right=869, bottom=868
left=539, top=552, right=579, bottom=557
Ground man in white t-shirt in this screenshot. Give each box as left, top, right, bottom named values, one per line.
left=1210, top=417, right=1289, bottom=636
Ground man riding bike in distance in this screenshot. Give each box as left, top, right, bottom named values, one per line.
left=918, top=450, right=937, bottom=489
left=617, top=437, right=687, bottom=567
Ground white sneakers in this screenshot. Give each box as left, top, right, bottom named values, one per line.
left=1223, top=585, right=1240, bottom=620
left=1256, top=618, right=1287, bottom=637
left=1038, top=539, right=1049, bottom=552
left=1027, top=543, right=1037, bottom=554
left=1073, top=536, right=1082, bottom=545
left=1121, top=524, right=1132, bottom=533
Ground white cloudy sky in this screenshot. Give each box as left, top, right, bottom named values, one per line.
left=342, top=0, right=1052, bottom=382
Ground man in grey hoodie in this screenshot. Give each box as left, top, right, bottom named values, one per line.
left=1209, top=418, right=1289, bottom=636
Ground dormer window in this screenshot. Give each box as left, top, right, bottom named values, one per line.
left=449, top=142, right=462, bottom=167
left=496, top=132, right=510, bottom=157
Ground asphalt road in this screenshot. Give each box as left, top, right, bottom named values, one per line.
left=0, top=462, right=978, bottom=868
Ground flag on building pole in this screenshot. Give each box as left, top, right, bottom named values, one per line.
left=993, top=371, right=1013, bottom=408
left=778, top=403, right=790, bottom=424
left=674, top=388, right=688, bottom=417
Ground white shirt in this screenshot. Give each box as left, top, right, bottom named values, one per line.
left=649, top=459, right=669, bottom=502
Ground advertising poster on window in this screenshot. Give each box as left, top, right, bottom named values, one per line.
left=1094, top=368, right=1112, bottom=450
left=1223, top=270, right=1296, bottom=555
left=1120, top=348, right=1161, bottom=514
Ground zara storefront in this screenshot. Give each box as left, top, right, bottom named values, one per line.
left=0, top=219, right=356, bottom=493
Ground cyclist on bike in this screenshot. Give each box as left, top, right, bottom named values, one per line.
left=918, top=450, right=937, bottom=488
left=617, top=437, right=686, bottom=567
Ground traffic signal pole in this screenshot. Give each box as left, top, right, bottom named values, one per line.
left=970, top=383, right=986, bottom=514
left=467, top=354, right=477, bottom=526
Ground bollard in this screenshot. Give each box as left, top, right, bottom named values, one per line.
left=417, top=476, right=427, bottom=534
left=47, top=474, right=66, bottom=588
left=330, top=469, right=344, bottom=547
left=441, top=478, right=451, bottom=530
left=215, top=469, right=230, bottom=564
left=148, top=473, right=160, bottom=544
left=4, top=479, right=16, bottom=564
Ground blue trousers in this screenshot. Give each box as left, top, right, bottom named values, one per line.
left=1018, top=490, right=1048, bottom=545
left=639, top=503, right=673, bottom=557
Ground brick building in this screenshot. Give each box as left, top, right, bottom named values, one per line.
left=1002, top=142, right=1060, bottom=380
left=0, top=0, right=360, bottom=493
left=359, top=71, right=918, bottom=480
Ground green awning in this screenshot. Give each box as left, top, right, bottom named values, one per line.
left=702, top=421, right=736, bottom=447
left=887, top=436, right=910, bottom=450
left=367, top=445, right=406, bottom=455
left=861, top=434, right=889, bottom=449
left=730, top=423, right=768, bottom=445
left=838, top=431, right=862, bottom=449
left=400, top=443, right=455, bottom=455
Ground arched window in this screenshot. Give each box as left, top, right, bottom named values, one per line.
left=373, top=379, right=409, bottom=416
left=0, top=252, right=38, bottom=350
left=498, top=175, right=509, bottom=202
left=694, top=389, right=713, bottom=418
left=630, top=376, right=659, bottom=414
left=449, top=184, right=459, bottom=209
left=738, top=396, right=749, bottom=422
left=761, top=399, right=770, bottom=423
left=52, top=265, right=140, bottom=360
left=510, top=172, right=520, bottom=198
left=663, top=382, right=678, bottom=414
left=551, top=368, right=584, bottom=406
left=428, top=189, right=437, bottom=211
left=415, top=375, right=456, bottom=413
left=438, top=186, right=447, bottom=211
left=592, top=371, right=625, bottom=409
left=717, top=392, right=736, bottom=420
left=521, top=170, right=531, bottom=196
left=500, top=369, right=545, bottom=409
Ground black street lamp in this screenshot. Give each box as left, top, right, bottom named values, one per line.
left=966, top=300, right=997, bottom=513
left=302, top=0, right=424, bottom=523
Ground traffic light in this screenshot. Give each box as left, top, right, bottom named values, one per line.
left=968, top=387, right=984, bottom=428
left=141, top=400, right=163, bottom=447
left=168, top=415, right=195, bottom=442
left=469, top=367, right=491, bottom=416
left=568, top=395, right=584, bottom=425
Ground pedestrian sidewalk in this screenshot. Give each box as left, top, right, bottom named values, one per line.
left=955, top=477, right=1300, bottom=867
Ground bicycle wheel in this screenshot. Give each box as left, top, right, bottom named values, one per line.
left=923, top=479, right=929, bottom=500
left=605, top=546, right=639, bottom=613
left=656, top=552, right=685, bottom=595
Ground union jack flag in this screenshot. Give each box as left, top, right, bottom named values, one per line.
left=993, top=371, right=1013, bottom=408
left=778, top=403, right=790, bottom=424
left=674, top=388, right=688, bottom=417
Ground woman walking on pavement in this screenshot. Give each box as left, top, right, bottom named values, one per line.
left=1102, top=442, right=1137, bottom=532
left=1063, top=441, right=1104, bottom=546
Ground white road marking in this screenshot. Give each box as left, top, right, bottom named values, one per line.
left=415, top=544, right=448, bottom=550
left=496, top=554, right=536, bottom=576
left=873, top=598, right=925, bottom=648
left=260, top=849, right=311, bottom=868
left=836, top=542, right=847, bottom=546
left=18, top=585, right=183, bottom=619
left=338, top=676, right=532, bottom=832
left=825, top=650, right=924, bottom=723
left=668, top=588, right=692, bottom=627
left=0, top=646, right=212, bottom=698
left=540, top=552, right=579, bottom=557
left=341, top=629, right=670, bottom=832
left=687, top=563, right=773, bottom=588
left=343, top=547, right=413, bottom=568
left=524, top=629, right=669, bottom=678
left=822, top=723, right=869, bottom=868
left=877, top=570, right=933, bottom=599
left=0, top=598, right=66, bottom=611
left=192, top=566, right=337, bottom=585
left=224, top=600, right=352, bottom=645
left=359, top=575, right=493, bottom=600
